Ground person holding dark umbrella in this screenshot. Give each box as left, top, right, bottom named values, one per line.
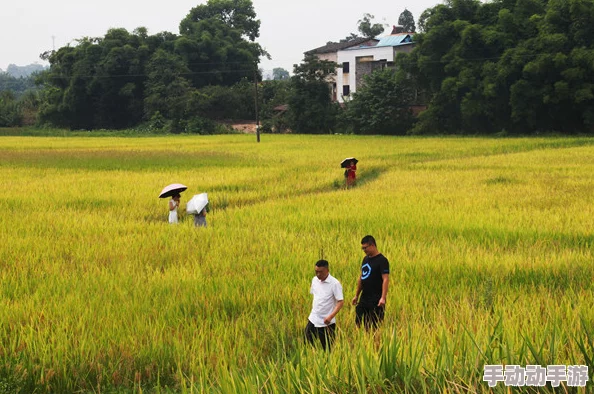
left=341, top=158, right=358, bottom=188
left=168, top=194, right=181, bottom=224
left=159, top=183, right=187, bottom=224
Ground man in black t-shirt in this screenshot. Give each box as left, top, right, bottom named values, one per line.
left=351, top=235, right=390, bottom=330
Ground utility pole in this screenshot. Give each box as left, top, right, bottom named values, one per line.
left=253, top=66, right=260, bottom=143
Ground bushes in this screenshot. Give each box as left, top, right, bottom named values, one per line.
left=133, top=112, right=235, bottom=134
left=0, top=91, right=23, bottom=127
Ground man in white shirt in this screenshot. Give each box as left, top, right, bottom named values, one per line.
left=305, top=260, right=344, bottom=350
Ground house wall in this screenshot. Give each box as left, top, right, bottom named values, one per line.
left=307, top=38, right=381, bottom=102
left=315, top=53, right=337, bottom=63
left=314, top=53, right=338, bottom=101
left=336, top=44, right=414, bottom=103
left=355, top=61, right=372, bottom=89
left=393, top=45, right=414, bottom=57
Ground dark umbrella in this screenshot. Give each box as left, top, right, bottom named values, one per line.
left=340, top=157, right=358, bottom=168
left=159, top=183, right=187, bottom=198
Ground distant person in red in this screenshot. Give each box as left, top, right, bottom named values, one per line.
left=346, top=160, right=357, bottom=188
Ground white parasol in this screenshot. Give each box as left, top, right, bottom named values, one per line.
left=186, top=193, right=209, bottom=214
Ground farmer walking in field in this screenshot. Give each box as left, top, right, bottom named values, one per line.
left=305, top=260, right=344, bottom=351
left=351, top=235, right=390, bottom=330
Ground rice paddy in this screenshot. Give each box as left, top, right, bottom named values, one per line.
left=1, top=133, right=593, bottom=393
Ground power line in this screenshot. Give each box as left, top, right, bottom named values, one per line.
left=38, top=49, right=558, bottom=82
left=41, top=68, right=275, bottom=80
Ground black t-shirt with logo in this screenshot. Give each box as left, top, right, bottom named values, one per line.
left=359, top=253, right=390, bottom=308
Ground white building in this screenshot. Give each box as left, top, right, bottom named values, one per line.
left=336, top=34, right=414, bottom=103
left=305, top=37, right=378, bottom=101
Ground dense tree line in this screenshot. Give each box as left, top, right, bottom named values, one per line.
left=0, top=72, right=41, bottom=126
left=400, top=0, right=594, bottom=134
left=250, top=0, right=594, bottom=136
left=3, top=0, right=593, bottom=134
left=0, top=90, right=39, bottom=127
left=339, top=0, right=594, bottom=135
left=35, top=0, right=265, bottom=132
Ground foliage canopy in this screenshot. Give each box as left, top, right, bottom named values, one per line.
left=403, top=0, right=594, bottom=134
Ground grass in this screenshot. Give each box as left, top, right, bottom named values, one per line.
left=1, top=133, right=593, bottom=393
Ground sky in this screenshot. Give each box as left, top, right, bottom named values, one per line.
left=0, top=0, right=441, bottom=75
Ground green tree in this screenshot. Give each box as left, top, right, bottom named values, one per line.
left=144, top=49, right=193, bottom=128
left=292, top=54, right=338, bottom=82
left=190, top=79, right=256, bottom=121
left=259, top=80, right=290, bottom=132
left=344, top=69, right=416, bottom=135
left=403, top=0, right=594, bottom=134
left=505, top=0, right=594, bottom=132
left=0, top=91, right=23, bottom=127
left=178, top=0, right=266, bottom=88
left=398, top=9, right=416, bottom=33
left=357, top=13, right=386, bottom=38
left=272, top=67, right=289, bottom=80
left=36, top=0, right=267, bottom=131
left=286, top=54, right=338, bottom=133
left=38, top=29, right=151, bottom=129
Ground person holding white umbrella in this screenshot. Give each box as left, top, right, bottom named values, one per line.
left=194, top=208, right=207, bottom=227
left=186, top=193, right=209, bottom=227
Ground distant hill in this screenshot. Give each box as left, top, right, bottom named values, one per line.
left=0, top=64, right=44, bottom=96
left=5, top=63, right=47, bottom=78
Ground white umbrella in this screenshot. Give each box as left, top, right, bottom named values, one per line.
left=186, top=193, right=209, bottom=214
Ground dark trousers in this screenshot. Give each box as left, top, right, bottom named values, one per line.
left=304, top=320, right=336, bottom=351
left=355, top=304, right=385, bottom=330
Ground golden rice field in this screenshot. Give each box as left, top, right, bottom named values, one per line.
left=1, top=133, right=594, bottom=393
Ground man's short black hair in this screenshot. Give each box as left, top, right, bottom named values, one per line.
left=361, top=235, right=376, bottom=246
left=315, top=260, right=329, bottom=268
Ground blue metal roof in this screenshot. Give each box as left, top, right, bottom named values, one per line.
left=375, top=34, right=413, bottom=47
left=345, top=34, right=413, bottom=50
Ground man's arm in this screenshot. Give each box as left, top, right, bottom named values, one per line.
left=378, top=273, right=389, bottom=307
left=351, top=276, right=362, bottom=305
left=323, top=300, right=344, bottom=325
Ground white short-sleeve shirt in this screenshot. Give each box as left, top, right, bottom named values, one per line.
left=308, top=274, right=344, bottom=327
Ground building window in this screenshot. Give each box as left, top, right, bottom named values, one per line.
left=343, top=85, right=350, bottom=96
left=342, top=62, right=350, bottom=73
